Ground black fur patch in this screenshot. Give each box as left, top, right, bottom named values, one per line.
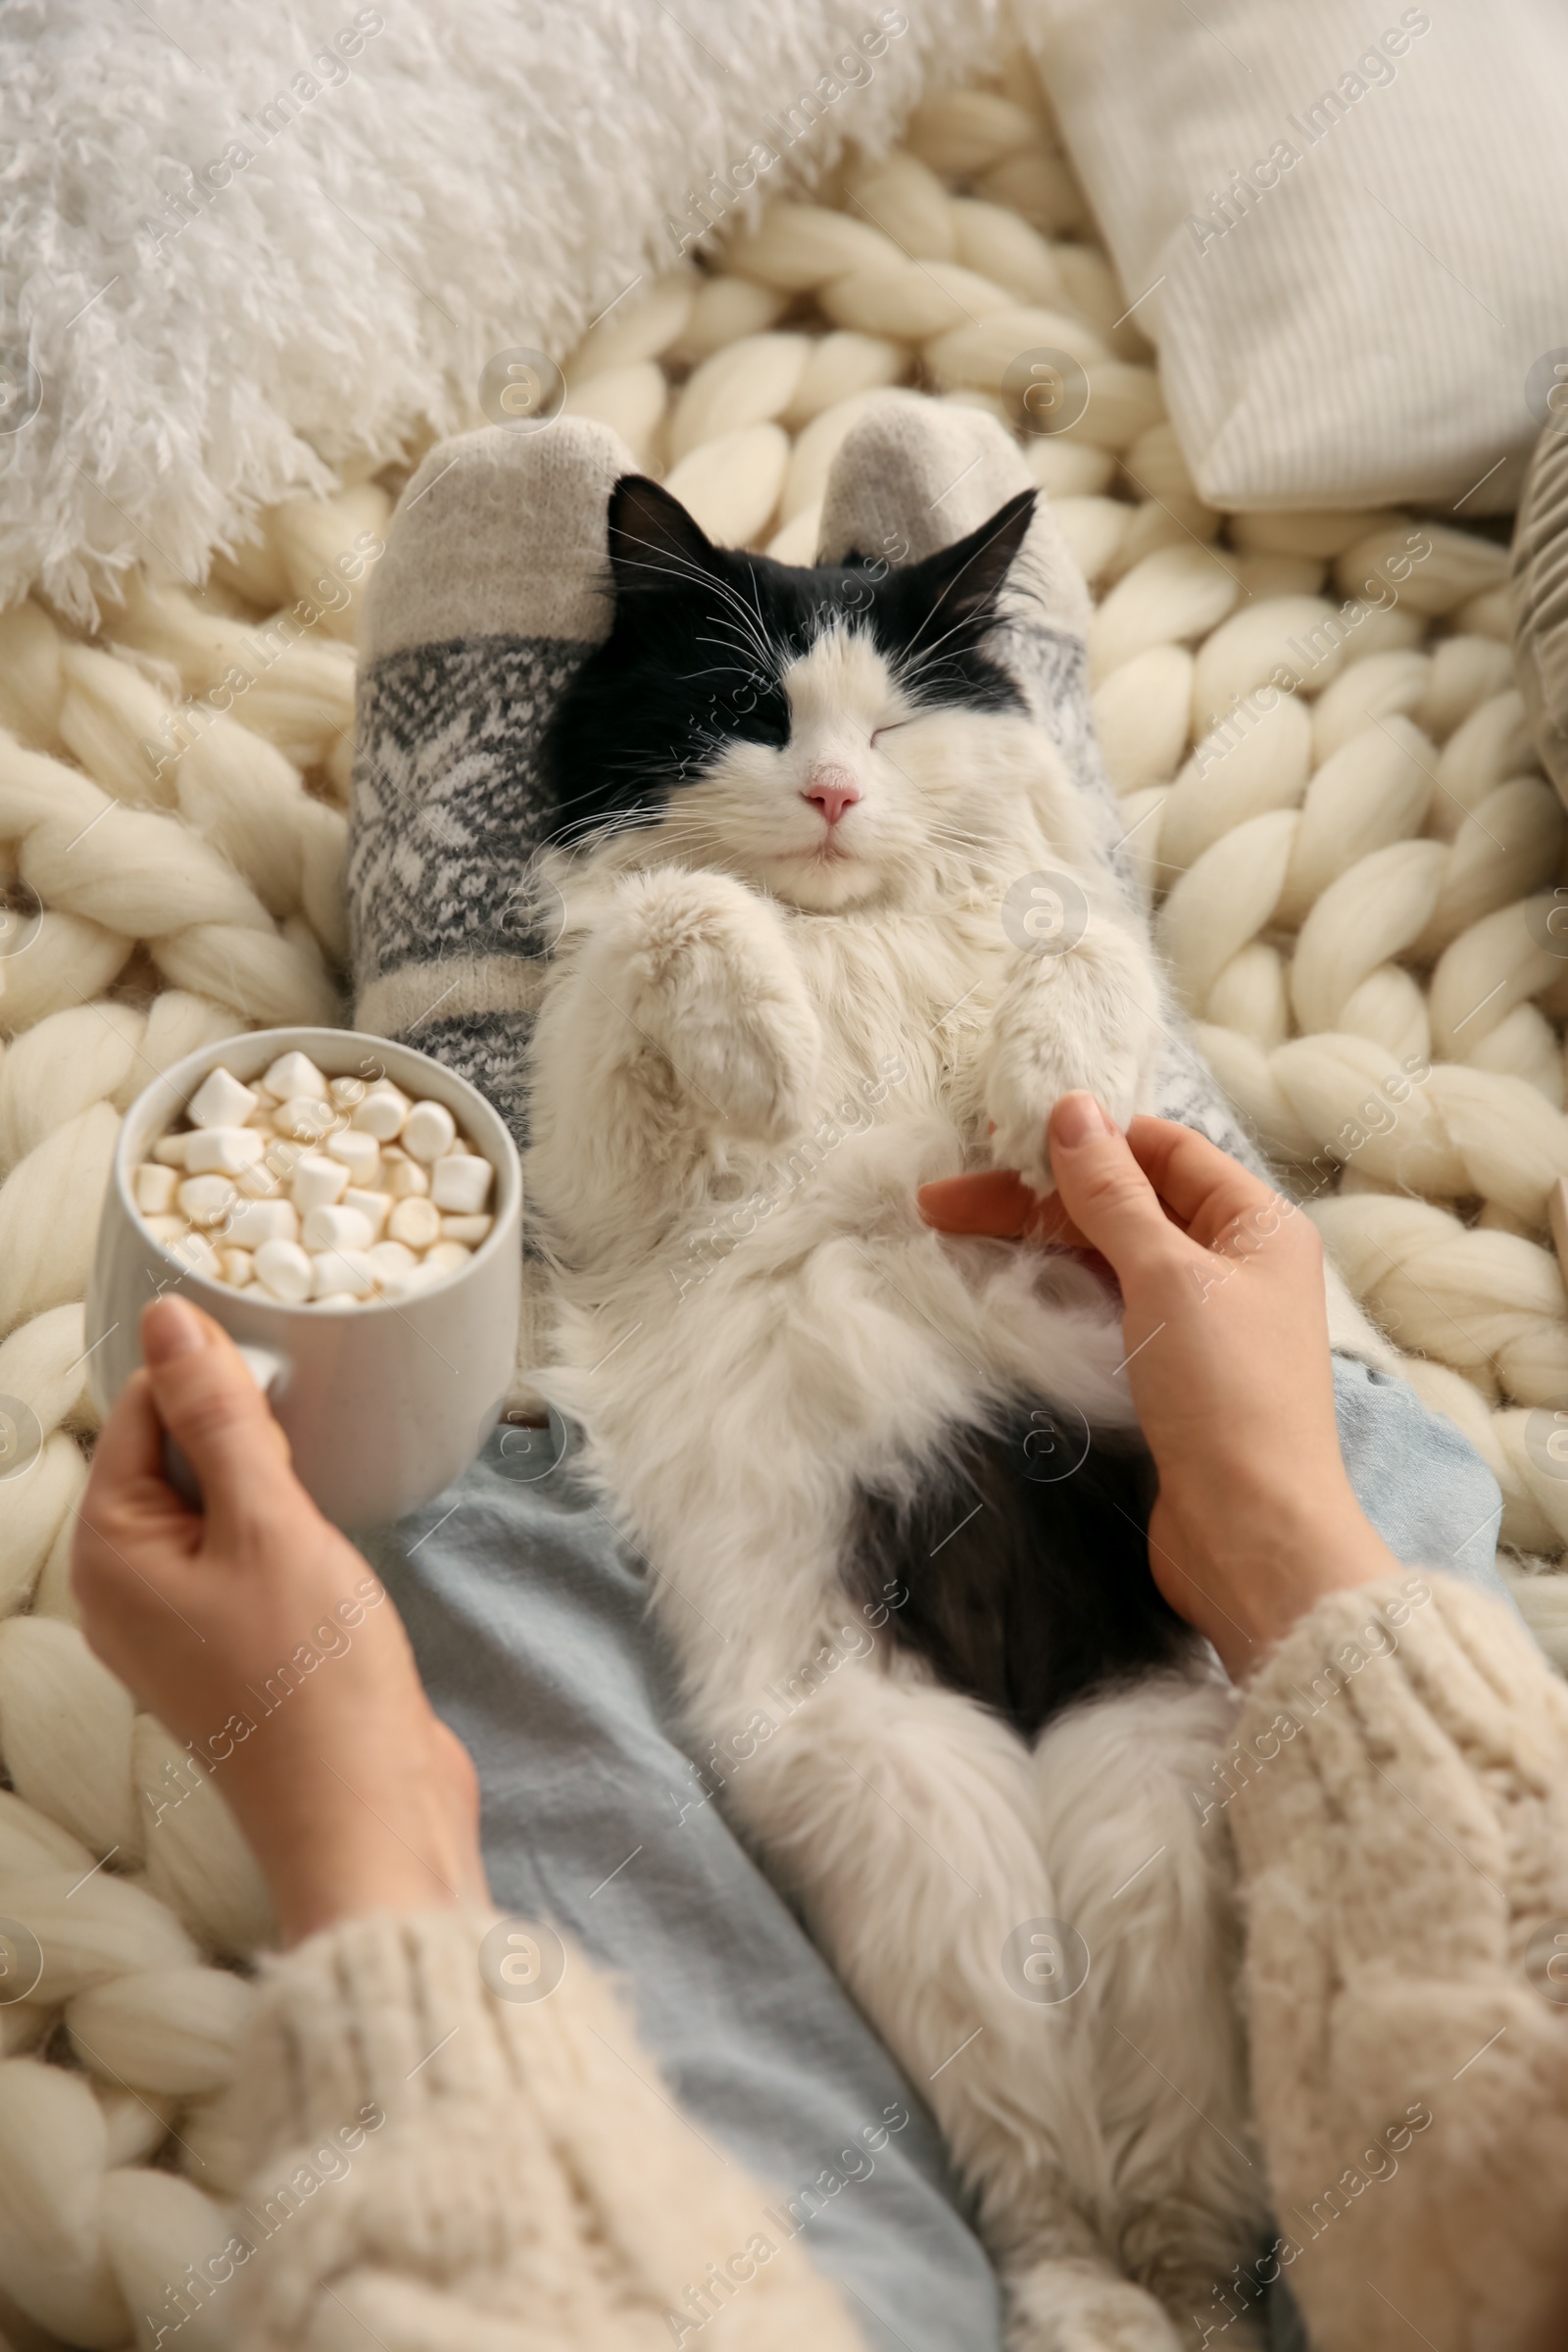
left=848, top=1415, right=1192, bottom=1737
left=542, top=474, right=1035, bottom=840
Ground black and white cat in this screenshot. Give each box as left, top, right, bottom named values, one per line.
left=525, top=476, right=1265, bottom=2349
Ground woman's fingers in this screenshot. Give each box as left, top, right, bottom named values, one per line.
left=916, top=1168, right=1093, bottom=1252
left=139, top=1298, right=296, bottom=1549
left=1046, top=1096, right=1183, bottom=1276
left=1123, top=1115, right=1283, bottom=1249
left=82, top=1361, right=172, bottom=1501
left=71, top=1298, right=493, bottom=1945
left=74, top=1369, right=202, bottom=1645
left=917, top=1168, right=1037, bottom=1238
left=916, top=1106, right=1285, bottom=1288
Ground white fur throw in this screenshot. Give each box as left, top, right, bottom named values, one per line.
left=0, top=0, right=998, bottom=621
left=4, top=50, right=1568, bottom=2349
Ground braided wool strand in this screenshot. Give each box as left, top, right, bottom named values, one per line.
left=0, top=58, right=1563, bottom=2342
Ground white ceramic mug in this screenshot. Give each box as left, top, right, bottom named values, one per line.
left=85, top=1027, right=523, bottom=1528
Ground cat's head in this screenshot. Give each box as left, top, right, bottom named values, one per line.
left=543, top=474, right=1038, bottom=912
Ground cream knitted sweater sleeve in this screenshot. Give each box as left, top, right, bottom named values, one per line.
left=226, top=1909, right=868, bottom=2350
left=1229, top=1569, right=1568, bottom=2352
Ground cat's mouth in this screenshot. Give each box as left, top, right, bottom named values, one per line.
left=761, top=836, right=884, bottom=911
left=772, top=837, right=872, bottom=882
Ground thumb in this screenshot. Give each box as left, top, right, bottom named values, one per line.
left=917, top=1168, right=1037, bottom=1238
left=141, top=1297, right=295, bottom=1540
left=1047, top=1095, right=1175, bottom=1280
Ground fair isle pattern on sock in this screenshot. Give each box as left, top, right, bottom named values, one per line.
left=349, top=636, right=582, bottom=1147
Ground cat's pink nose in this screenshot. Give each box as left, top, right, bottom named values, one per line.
left=802, top=767, right=861, bottom=827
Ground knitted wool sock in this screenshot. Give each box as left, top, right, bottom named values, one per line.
left=349, top=416, right=633, bottom=1401
left=816, top=396, right=1099, bottom=769
left=349, top=416, right=633, bottom=1143
left=817, top=399, right=1269, bottom=1167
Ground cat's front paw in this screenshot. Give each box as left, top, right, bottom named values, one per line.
left=983, top=1035, right=1142, bottom=1193
left=608, top=868, right=822, bottom=1143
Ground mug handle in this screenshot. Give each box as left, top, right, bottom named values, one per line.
left=162, top=1344, right=291, bottom=1512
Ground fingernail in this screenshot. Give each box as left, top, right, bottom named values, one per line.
left=1052, top=1093, right=1111, bottom=1148
left=143, top=1297, right=208, bottom=1364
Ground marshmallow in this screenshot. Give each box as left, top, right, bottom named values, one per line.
left=167, top=1229, right=220, bottom=1280
left=188, top=1065, right=260, bottom=1130
left=273, top=1095, right=338, bottom=1144
left=152, top=1135, right=190, bottom=1168
left=236, top=1137, right=307, bottom=1197
left=254, top=1238, right=315, bottom=1303
left=224, top=1198, right=300, bottom=1250
left=380, top=1151, right=429, bottom=1199
left=422, top=1241, right=473, bottom=1278
left=380, top=1262, right=443, bottom=1302
left=291, top=1153, right=350, bottom=1213
left=325, top=1128, right=380, bottom=1186
left=430, top=1153, right=493, bottom=1214
left=353, top=1080, right=411, bottom=1141
left=440, top=1213, right=493, bottom=1245
left=220, top=1248, right=254, bottom=1288
left=312, top=1247, right=375, bottom=1299
left=133, top=1163, right=179, bottom=1216
left=260, top=1051, right=328, bottom=1104
left=388, top=1196, right=442, bottom=1250
left=343, top=1187, right=391, bottom=1242
left=368, top=1240, right=418, bottom=1281
left=177, top=1174, right=238, bottom=1228
left=183, top=1126, right=267, bottom=1175
left=235, top=1156, right=286, bottom=1200
left=329, top=1075, right=368, bottom=1110
left=401, top=1100, right=457, bottom=1162
left=141, top=1213, right=188, bottom=1245
left=302, top=1202, right=376, bottom=1253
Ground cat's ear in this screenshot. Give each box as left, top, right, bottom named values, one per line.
left=905, top=489, right=1037, bottom=635
left=607, top=475, right=719, bottom=592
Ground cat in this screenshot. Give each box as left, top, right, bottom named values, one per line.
left=524, top=474, right=1268, bottom=2350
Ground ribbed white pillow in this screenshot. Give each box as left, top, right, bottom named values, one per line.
left=1025, top=0, right=1568, bottom=513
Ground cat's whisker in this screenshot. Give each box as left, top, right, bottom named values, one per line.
left=617, top=537, right=779, bottom=671
left=615, top=571, right=775, bottom=679
left=547, top=802, right=681, bottom=859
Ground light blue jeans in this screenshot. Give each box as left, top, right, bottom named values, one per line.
left=360, top=1355, right=1517, bottom=2352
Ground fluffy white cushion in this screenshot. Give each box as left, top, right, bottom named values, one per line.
left=1025, top=0, right=1568, bottom=512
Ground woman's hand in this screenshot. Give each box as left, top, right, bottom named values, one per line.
left=73, top=1297, right=488, bottom=1945
left=919, top=1095, right=1398, bottom=1679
